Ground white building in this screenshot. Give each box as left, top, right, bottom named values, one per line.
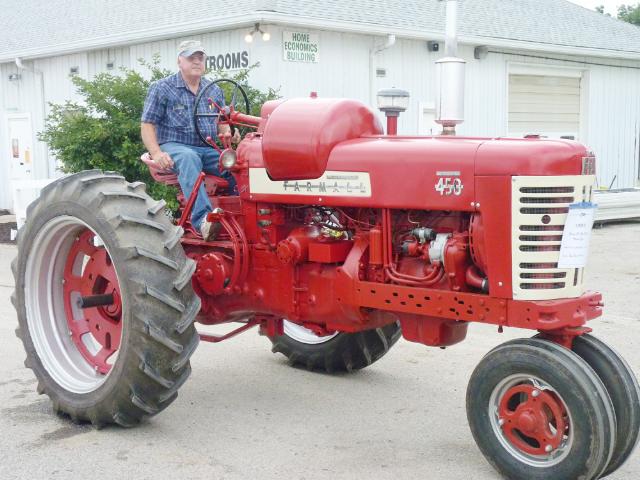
left=2, top=0, right=640, bottom=211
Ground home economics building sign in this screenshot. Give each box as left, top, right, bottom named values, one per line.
left=283, top=31, right=319, bottom=63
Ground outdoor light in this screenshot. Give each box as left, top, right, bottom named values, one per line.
left=377, top=87, right=410, bottom=135
left=8, top=73, right=21, bottom=81
left=245, top=23, right=270, bottom=43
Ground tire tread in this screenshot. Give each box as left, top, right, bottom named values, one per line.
left=12, top=171, right=199, bottom=428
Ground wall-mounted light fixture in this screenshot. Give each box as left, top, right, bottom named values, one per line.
left=8, top=73, right=21, bottom=81
left=474, top=46, right=489, bottom=60
left=244, top=23, right=271, bottom=43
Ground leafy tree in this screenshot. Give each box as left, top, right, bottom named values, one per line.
left=618, top=3, right=640, bottom=25
left=594, top=5, right=610, bottom=15
left=39, top=56, right=279, bottom=212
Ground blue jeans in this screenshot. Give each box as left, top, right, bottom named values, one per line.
left=160, top=142, right=236, bottom=231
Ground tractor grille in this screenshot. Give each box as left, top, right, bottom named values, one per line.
left=511, top=175, right=596, bottom=300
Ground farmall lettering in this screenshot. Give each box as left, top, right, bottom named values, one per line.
left=249, top=168, right=371, bottom=197
left=435, top=171, right=463, bottom=196
left=284, top=175, right=367, bottom=195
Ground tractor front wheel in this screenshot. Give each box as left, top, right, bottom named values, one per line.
left=12, top=171, right=200, bottom=427
left=571, top=334, right=640, bottom=478
left=466, top=338, right=616, bottom=480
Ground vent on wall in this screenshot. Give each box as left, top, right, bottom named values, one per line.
left=70, top=66, right=79, bottom=75
left=106, top=62, right=115, bottom=70
left=376, top=68, right=386, bottom=77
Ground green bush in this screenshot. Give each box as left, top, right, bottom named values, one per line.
left=39, top=56, right=280, bottom=212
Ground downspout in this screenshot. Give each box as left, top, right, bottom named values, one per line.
left=369, top=34, right=396, bottom=107
left=15, top=57, right=50, bottom=177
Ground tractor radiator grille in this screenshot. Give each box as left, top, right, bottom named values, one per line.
left=511, top=175, right=596, bottom=300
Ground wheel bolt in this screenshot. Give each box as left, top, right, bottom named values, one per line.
left=532, top=389, right=540, bottom=398
left=545, top=445, right=553, bottom=453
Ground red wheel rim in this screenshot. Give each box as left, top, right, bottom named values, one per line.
left=498, top=383, right=568, bottom=456
left=62, top=228, right=123, bottom=375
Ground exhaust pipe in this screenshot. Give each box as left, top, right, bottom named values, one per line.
left=443, top=0, right=458, bottom=57
left=435, top=0, right=466, bottom=135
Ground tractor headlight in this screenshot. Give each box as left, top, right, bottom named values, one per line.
left=220, top=149, right=237, bottom=170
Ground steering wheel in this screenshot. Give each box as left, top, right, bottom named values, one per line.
left=193, top=78, right=251, bottom=147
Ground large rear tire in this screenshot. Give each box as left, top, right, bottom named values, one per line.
left=270, top=321, right=401, bottom=373
left=12, top=170, right=200, bottom=427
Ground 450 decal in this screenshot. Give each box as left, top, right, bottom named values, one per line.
left=435, top=173, right=464, bottom=196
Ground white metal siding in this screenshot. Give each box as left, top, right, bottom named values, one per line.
left=586, top=64, right=640, bottom=189
left=88, top=47, right=130, bottom=78
left=2, top=29, right=640, bottom=209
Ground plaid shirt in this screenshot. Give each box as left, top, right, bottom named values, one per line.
left=141, top=72, right=224, bottom=146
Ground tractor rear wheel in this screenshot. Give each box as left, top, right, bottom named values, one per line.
left=467, top=338, right=616, bottom=480
left=269, top=321, right=401, bottom=372
left=12, top=171, right=200, bottom=427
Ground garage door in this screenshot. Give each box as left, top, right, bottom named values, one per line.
left=508, top=74, right=581, bottom=139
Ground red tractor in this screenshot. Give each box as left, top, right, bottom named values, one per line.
left=11, top=79, right=639, bottom=480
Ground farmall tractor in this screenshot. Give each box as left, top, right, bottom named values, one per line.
left=10, top=8, right=640, bottom=480
left=11, top=89, right=640, bottom=480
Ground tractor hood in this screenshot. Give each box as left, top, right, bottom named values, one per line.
left=244, top=133, right=589, bottom=211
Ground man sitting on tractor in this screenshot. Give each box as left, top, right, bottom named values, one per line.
left=141, top=40, right=238, bottom=241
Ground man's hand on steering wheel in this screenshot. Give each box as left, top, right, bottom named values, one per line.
left=218, top=123, right=242, bottom=145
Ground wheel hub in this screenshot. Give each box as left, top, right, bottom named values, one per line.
left=498, top=383, right=567, bottom=457
left=516, top=410, right=537, bottom=434
left=63, top=228, right=123, bottom=375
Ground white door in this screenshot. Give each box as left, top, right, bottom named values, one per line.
left=7, top=114, right=34, bottom=180
left=508, top=74, right=581, bottom=140
left=419, top=101, right=440, bottom=136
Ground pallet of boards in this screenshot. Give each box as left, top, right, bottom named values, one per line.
left=593, top=189, right=640, bottom=222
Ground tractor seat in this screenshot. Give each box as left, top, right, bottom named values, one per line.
left=140, top=152, right=229, bottom=195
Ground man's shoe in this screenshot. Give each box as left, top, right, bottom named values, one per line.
left=200, top=219, right=221, bottom=241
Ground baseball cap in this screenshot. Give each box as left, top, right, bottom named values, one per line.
left=178, top=40, right=207, bottom=57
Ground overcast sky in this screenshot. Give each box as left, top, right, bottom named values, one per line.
left=566, top=0, right=627, bottom=15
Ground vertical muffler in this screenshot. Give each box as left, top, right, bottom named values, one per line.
left=435, top=0, right=466, bottom=135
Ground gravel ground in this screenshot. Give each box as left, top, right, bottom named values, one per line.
left=0, top=222, right=638, bottom=480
